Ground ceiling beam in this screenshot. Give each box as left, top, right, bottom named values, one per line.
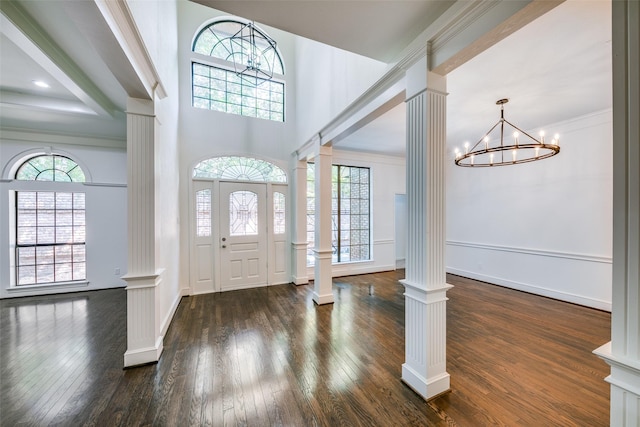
left=429, top=0, right=565, bottom=75
left=93, top=0, right=167, bottom=100
left=63, top=0, right=150, bottom=101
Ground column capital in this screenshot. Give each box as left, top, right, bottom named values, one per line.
left=126, top=97, right=154, bottom=116
left=405, top=55, right=447, bottom=100
left=315, top=143, right=332, bottom=158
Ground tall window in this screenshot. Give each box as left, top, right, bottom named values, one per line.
left=192, top=20, right=285, bottom=122
left=14, top=155, right=86, bottom=286
left=307, top=164, right=370, bottom=265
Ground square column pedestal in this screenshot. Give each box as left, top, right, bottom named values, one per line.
left=123, top=271, right=163, bottom=367
left=401, top=281, right=453, bottom=399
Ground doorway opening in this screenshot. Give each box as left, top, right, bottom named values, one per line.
left=190, top=156, right=288, bottom=294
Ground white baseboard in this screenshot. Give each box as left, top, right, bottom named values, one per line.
left=447, top=267, right=611, bottom=311
left=308, top=263, right=396, bottom=280
left=160, top=287, right=188, bottom=339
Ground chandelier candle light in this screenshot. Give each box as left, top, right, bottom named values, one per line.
left=454, top=99, right=560, bottom=167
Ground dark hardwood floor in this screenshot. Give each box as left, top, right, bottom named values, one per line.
left=1, top=272, right=611, bottom=426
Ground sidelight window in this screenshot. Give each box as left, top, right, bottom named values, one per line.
left=273, top=192, right=286, bottom=234
left=306, top=163, right=370, bottom=265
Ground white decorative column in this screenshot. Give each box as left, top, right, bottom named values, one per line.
left=594, top=1, right=640, bottom=425
left=312, top=145, right=334, bottom=305
left=400, top=57, right=452, bottom=400
left=291, top=158, right=309, bottom=285
left=122, top=97, right=162, bottom=367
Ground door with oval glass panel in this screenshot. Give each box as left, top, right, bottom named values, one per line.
left=219, top=182, right=267, bottom=290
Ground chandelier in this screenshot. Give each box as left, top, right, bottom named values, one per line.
left=228, top=21, right=278, bottom=86
left=454, top=99, right=560, bottom=167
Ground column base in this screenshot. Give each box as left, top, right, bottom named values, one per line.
left=292, top=275, right=309, bottom=286
left=594, top=341, right=640, bottom=425
left=400, top=280, right=453, bottom=401
left=123, top=271, right=162, bottom=368
left=124, top=336, right=163, bottom=367
left=402, top=363, right=451, bottom=400
left=312, top=291, right=335, bottom=305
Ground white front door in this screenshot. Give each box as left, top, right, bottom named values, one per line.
left=219, top=182, right=268, bottom=290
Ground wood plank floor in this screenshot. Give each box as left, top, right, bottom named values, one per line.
left=1, top=271, right=611, bottom=426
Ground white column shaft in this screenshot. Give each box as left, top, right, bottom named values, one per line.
left=313, top=146, right=334, bottom=305
left=123, top=97, right=161, bottom=367
left=126, top=99, right=155, bottom=275
left=594, top=1, right=640, bottom=425
left=291, top=159, right=309, bottom=285
left=401, top=61, right=451, bottom=400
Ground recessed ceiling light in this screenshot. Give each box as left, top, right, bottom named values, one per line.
left=33, top=80, right=50, bottom=88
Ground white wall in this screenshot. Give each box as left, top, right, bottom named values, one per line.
left=177, top=1, right=301, bottom=292
left=446, top=109, right=613, bottom=310
left=307, top=149, right=406, bottom=279
left=0, top=134, right=127, bottom=298
left=395, top=193, right=407, bottom=268
left=294, top=37, right=389, bottom=144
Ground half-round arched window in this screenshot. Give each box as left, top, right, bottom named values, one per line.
left=16, top=155, right=85, bottom=182
left=193, top=20, right=284, bottom=77
left=191, top=19, right=285, bottom=122
left=193, top=156, right=287, bottom=183
left=13, top=154, right=87, bottom=286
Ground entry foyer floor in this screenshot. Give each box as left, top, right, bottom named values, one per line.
left=1, top=271, right=610, bottom=426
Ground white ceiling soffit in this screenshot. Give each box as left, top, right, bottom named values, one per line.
left=190, top=0, right=457, bottom=63
left=0, top=0, right=144, bottom=141
left=0, top=1, right=118, bottom=118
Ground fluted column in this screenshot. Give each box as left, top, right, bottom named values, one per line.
left=122, top=97, right=162, bottom=367
left=313, top=145, right=334, bottom=305
left=400, top=57, right=452, bottom=400
left=291, top=159, right=309, bottom=285
left=594, top=1, right=640, bottom=424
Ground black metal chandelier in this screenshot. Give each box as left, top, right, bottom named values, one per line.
left=454, top=99, right=560, bottom=167
left=228, top=21, right=278, bottom=86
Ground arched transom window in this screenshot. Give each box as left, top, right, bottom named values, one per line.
left=192, top=19, right=285, bottom=122
left=13, top=154, right=87, bottom=286
left=193, top=156, right=287, bottom=183
left=16, top=155, right=86, bottom=182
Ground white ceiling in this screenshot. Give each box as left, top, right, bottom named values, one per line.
left=192, top=0, right=457, bottom=63
left=0, top=0, right=128, bottom=141
left=0, top=0, right=611, bottom=156
left=334, top=0, right=612, bottom=157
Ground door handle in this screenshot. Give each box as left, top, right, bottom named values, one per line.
left=222, top=245, right=227, bottom=249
